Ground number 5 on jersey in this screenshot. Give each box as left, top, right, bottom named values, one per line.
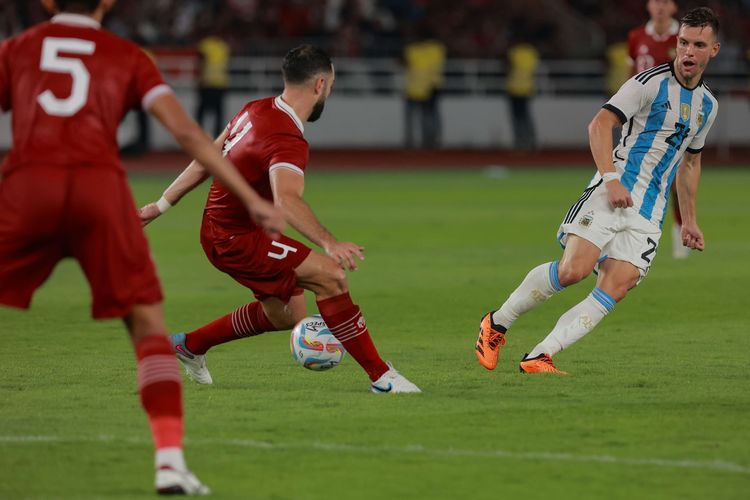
left=38, top=37, right=96, bottom=117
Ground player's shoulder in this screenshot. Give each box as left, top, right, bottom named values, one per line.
left=250, top=96, right=306, bottom=137
left=699, top=81, right=719, bottom=109
left=632, top=62, right=672, bottom=86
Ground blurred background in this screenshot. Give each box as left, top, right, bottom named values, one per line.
left=1, top=0, right=748, bottom=163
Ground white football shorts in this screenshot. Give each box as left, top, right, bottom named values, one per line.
left=556, top=180, right=662, bottom=280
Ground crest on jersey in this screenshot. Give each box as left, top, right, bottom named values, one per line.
left=579, top=211, right=594, bottom=228
left=680, top=103, right=691, bottom=121
left=697, top=111, right=705, bottom=128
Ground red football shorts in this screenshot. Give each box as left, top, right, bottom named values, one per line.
left=0, top=166, right=163, bottom=319
left=200, top=216, right=311, bottom=303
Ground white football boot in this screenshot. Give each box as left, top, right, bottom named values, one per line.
left=370, top=363, right=421, bottom=394
left=156, top=467, right=210, bottom=496
left=170, top=333, right=213, bottom=385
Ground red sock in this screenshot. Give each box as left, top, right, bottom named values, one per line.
left=135, top=335, right=184, bottom=450
left=317, top=293, right=388, bottom=381
left=185, top=302, right=276, bottom=354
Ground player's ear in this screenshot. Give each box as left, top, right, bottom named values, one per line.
left=710, top=41, right=721, bottom=58
left=313, top=76, right=326, bottom=96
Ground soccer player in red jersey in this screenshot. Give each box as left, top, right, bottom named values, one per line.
left=140, top=45, right=421, bottom=394
left=0, top=0, right=285, bottom=495
left=628, top=0, right=689, bottom=259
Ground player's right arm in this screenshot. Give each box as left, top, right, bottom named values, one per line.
left=270, top=168, right=364, bottom=271
left=146, top=93, right=284, bottom=237
left=139, top=130, right=226, bottom=225
left=588, top=108, right=633, bottom=209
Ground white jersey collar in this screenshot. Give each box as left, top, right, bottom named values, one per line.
left=274, top=96, right=305, bottom=134
left=51, top=13, right=101, bottom=29
left=645, top=19, right=679, bottom=41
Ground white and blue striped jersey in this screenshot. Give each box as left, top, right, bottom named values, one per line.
left=601, top=62, right=718, bottom=226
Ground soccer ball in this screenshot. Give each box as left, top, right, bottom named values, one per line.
left=290, top=315, right=346, bottom=371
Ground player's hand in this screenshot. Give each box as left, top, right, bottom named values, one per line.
left=681, top=222, right=705, bottom=251
left=247, top=199, right=286, bottom=239
left=605, top=180, right=633, bottom=209
left=324, top=241, right=365, bottom=271
left=138, top=202, right=162, bottom=226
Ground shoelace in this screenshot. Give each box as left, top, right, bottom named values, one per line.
left=487, top=333, right=505, bottom=350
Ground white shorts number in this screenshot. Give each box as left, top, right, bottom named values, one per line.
left=37, top=37, right=96, bottom=117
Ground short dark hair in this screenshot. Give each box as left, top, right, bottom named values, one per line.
left=282, top=45, right=333, bottom=84
left=680, top=7, right=720, bottom=38
left=57, top=0, right=102, bottom=12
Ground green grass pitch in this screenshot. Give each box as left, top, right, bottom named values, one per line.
left=1, top=167, right=749, bottom=499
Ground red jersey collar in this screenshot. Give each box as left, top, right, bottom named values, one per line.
left=51, top=13, right=101, bottom=29
left=645, top=19, right=679, bottom=41
left=274, top=96, right=305, bottom=134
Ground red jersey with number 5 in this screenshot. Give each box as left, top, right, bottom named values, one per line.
left=204, top=95, right=309, bottom=230
left=628, top=20, right=679, bottom=75
left=0, top=14, right=170, bottom=175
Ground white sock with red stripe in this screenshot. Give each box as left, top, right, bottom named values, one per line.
left=135, top=335, right=186, bottom=471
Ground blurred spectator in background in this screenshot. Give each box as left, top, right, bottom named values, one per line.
left=606, top=42, right=631, bottom=97
left=403, top=25, right=446, bottom=149
left=196, top=30, right=231, bottom=137
left=627, top=0, right=679, bottom=74
left=506, top=40, right=540, bottom=151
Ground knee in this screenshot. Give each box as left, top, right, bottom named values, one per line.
left=556, top=261, right=592, bottom=286
left=310, top=257, right=348, bottom=298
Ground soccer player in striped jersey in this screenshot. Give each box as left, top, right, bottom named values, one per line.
left=628, top=0, right=691, bottom=259
left=475, top=7, right=720, bottom=374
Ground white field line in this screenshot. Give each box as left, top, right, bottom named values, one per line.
left=1, top=435, right=748, bottom=475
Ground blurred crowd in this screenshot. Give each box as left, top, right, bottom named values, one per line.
left=2, top=0, right=749, bottom=60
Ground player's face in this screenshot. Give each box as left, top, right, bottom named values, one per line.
left=647, top=0, right=677, bottom=22
left=674, top=25, right=720, bottom=84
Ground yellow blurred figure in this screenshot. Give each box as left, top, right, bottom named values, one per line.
left=196, top=35, right=230, bottom=137
left=506, top=43, right=540, bottom=150
left=403, top=36, right=446, bottom=148
left=606, top=42, right=631, bottom=97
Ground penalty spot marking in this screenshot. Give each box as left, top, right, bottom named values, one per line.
left=0, top=435, right=747, bottom=475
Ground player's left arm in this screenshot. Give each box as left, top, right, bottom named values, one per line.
left=138, top=129, right=227, bottom=225
left=270, top=168, right=364, bottom=271
left=675, top=151, right=704, bottom=251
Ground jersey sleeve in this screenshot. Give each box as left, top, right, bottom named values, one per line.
left=267, top=133, right=309, bottom=176
left=603, top=76, right=647, bottom=124
left=687, top=98, right=718, bottom=153
left=0, top=39, right=11, bottom=112
left=130, top=47, right=172, bottom=110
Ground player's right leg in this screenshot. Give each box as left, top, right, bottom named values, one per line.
left=295, top=251, right=420, bottom=393
left=125, top=305, right=209, bottom=496
left=476, top=235, right=600, bottom=370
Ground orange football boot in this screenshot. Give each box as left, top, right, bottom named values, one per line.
left=474, top=313, right=506, bottom=370
left=519, top=353, right=568, bottom=375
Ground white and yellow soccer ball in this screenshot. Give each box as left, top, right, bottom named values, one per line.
left=290, top=315, right=346, bottom=371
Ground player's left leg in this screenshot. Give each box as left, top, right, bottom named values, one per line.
left=520, top=258, right=640, bottom=374
left=126, top=304, right=209, bottom=496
